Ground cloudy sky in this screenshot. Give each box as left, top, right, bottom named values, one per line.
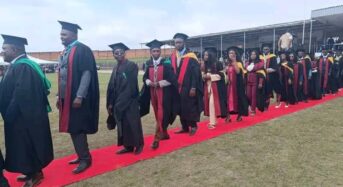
left=0, top=0, right=342, bottom=52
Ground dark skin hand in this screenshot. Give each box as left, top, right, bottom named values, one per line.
left=72, top=97, right=82, bottom=108
left=107, top=104, right=113, bottom=115
left=189, top=88, right=196, bottom=97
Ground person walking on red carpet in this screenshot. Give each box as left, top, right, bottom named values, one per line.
left=0, top=35, right=54, bottom=186
left=260, top=43, right=283, bottom=109
left=225, top=46, right=249, bottom=122
left=170, top=33, right=204, bottom=136
left=140, top=39, right=179, bottom=149
left=201, top=47, right=227, bottom=129
left=56, top=21, right=100, bottom=174
left=106, top=43, right=144, bottom=155
left=245, top=49, right=266, bottom=115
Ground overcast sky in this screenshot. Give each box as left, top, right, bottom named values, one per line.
left=0, top=0, right=342, bottom=52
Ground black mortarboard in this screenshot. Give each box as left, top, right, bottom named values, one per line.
left=204, top=47, right=217, bottom=54
left=146, top=39, right=164, bottom=49
left=58, top=21, right=82, bottom=33
left=261, top=42, right=272, bottom=49
left=1, top=34, right=28, bottom=46
left=173, top=33, right=188, bottom=40
left=108, top=42, right=130, bottom=51
left=227, top=46, right=243, bottom=56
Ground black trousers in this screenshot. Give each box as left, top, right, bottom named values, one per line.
left=180, top=119, right=197, bottom=131
left=70, top=133, right=91, bottom=161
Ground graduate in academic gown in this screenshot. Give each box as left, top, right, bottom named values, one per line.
left=56, top=21, right=99, bottom=174
left=260, top=43, right=283, bottom=109
left=225, top=47, right=249, bottom=122
left=140, top=39, right=178, bottom=149
left=309, top=57, right=323, bottom=100
left=0, top=35, right=53, bottom=186
left=317, top=45, right=334, bottom=96
left=280, top=51, right=298, bottom=106
left=245, top=49, right=266, bottom=115
left=329, top=46, right=341, bottom=94
left=106, top=43, right=144, bottom=155
left=201, top=47, right=227, bottom=129
left=170, top=33, right=203, bottom=136
left=297, top=47, right=311, bottom=102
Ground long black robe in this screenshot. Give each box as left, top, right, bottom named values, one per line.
left=309, top=61, right=322, bottom=100
left=58, top=42, right=99, bottom=134
left=170, top=50, right=204, bottom=122
left=260, top=54, right=283, bottom=97
left=0, top=57, right=53, bottom=174
left=280, top=61, right=298, bottom=104
left=140, top=58, right=179, bottom=130
left=329, top=59, right=340, bottom=94
left=338, top=55, right=343, bottom=88
left=107, top=60, right=144, bottom=147
left=202, top=61, right=227, bottom=118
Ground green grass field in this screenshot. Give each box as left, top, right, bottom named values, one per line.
left=0, top=72, right=342, bottom=186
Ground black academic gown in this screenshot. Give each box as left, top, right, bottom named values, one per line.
left=0, top=56, right=53, bottom=174
left=330, top=58, right=340, bottom=94
left=261, top=54, right=283, bottom=97
left=106, top=60, right=144, bottom=147
left=58, top=42, right=100, bottom=134
left=140, top=58, right=179, bottom=130
left=309, top=61, right=322, bottom=100
left=203, top=61, right=227, bottom=118
left=170, top=50, right=204, bottom=122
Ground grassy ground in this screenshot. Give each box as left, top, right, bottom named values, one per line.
left=0, top=72, right=342, bottom=186
left=68, top=95, right=343, bottom=186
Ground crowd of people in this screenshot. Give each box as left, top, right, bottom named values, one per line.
left=0, top=20, right=342, bottom=187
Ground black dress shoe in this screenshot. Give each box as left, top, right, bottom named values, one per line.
left=22, top=172, right=44, bottom=187
left=151, top=141, right=159, bottom=150
left=160, top=133, right=170, bottom=140
left=17, top=171, right=43, bottom=182
left=236, top=115, right=242, bottom=122
left=68, top=158, right=80, bottom=165
left=72, top=160, right=91, bottom=174
left=189, top=127, right=197, bottom=136
left=174, top=129, right=189, bottom=134
left=134, top=145, right=144, bottom=155
left=116, top=147, right=134, bottom=155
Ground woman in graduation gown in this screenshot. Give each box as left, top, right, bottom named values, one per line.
left=225, top=47, right=249, bottom=122
left=202, top=47, right=227, bottom=129
left=280, top=51, right=298, bottom=106
left=245, top=49, right=266, bottom=115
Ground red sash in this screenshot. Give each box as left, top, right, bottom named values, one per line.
left=178, top=57, right=190, bottom=93
left=59, top=47, right=76, bottom=133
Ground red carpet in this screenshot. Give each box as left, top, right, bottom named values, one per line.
left=5, top=91, right=343, bottom=187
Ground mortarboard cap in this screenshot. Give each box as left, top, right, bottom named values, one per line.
left=204, top=47, right=217, bottom=54
left=146, top=39, right=164, bottom=49
left=108, top=42, right=130, bottom=51
left=261, top=43, right=272, bottom=49
left=58, top=21, right=82, bottom=33
left=173, top=33, right=188, bottom=40
left=1, top=34, right=28, bottom=46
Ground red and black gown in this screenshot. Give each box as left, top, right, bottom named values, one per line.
left=226, top=62, right=248, bottom=116
left=140, top=58, right=178, bottom=139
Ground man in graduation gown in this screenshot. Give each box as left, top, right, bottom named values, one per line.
left=140, top=39, right=178, bottom=149
left=170, top=33, right=203, bottom=136
left=202, top=47, right=227, bottom=128
left=0, top=35, right=53, bottom=186
left=317, top=45, right=334, bottom=96
left=335, top=46, right=343, bottom=88
left=106, top=43, right=144, bottom=155
left=260, top=43, right=282, bottom=109
left=297, top=47, right=312, bottom=102
left=56, top=21, right=99, bottom=174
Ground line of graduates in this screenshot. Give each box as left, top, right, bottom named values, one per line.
left=1, top=20, right=343, bottom=187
